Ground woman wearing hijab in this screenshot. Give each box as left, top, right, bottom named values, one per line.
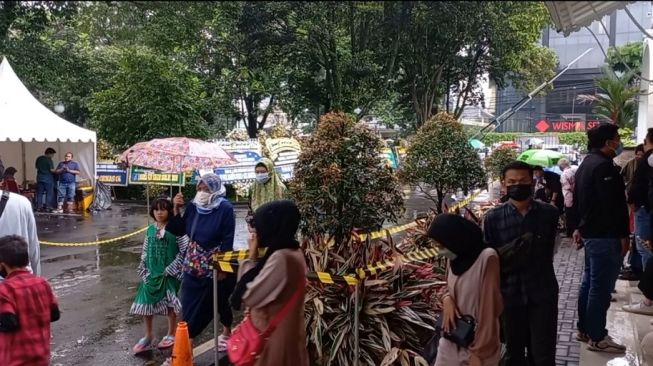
left=427, top=214, right=503, bottom=366
left=249, top=158, right=287, bottom=212
left=167, top=173, right=236, bottom=352
left=230, top=200, right=308, bottom=366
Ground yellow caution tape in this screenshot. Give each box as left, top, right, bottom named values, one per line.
left=447, top=190, right=484, bottom=213
left=356, top=247, right=439, bottom=279
left=40, top=226, right=148, bottom=247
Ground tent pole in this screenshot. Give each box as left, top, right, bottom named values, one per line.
left=179, top=156, right=183, bottom=194
left=146, top=173, right=150, bottom=224
left=20, top=141, right=26, bottom=186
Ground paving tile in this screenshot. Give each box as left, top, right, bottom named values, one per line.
left=554, top=238, right=582, bottom=366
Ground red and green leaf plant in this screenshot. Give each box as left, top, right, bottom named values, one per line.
left=290, top=112, right=445, bottom=365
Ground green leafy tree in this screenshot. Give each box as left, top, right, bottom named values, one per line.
left=387, top=1, right=553, bottom=127
left=399, top=112, right=487, bottom=213
left=484, top=147, right=518, bottom=181
left=577, top=68, right=638, bottom=129
left=607, top=42, right=643, bottom=74
left=88, top=48, right=209, bottom=148
left=289, top=112, right=403, bottom=246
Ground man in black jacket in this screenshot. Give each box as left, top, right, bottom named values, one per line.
left=573, top=123, right=629, bottom=353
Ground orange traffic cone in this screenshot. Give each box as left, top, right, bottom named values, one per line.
left=171, top=321, right=193, bottom=366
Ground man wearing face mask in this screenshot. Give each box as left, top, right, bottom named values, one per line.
left=483, top=161, right=560, bottom=366
left=247, top=158, right=287, bottom=228
left=573, top=123, right=629, bottom=353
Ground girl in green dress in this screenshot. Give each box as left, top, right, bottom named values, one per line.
left=131, top=197, right=189, bottom=354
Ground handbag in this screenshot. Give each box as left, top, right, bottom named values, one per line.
left=433, top=269, right=476, bottom=349
left=228, top=281, right=304, bottom=366
left=183, top=213, right=219, bottom=278
left=495, top=232, right=535, bottom=274
left=495, top=211, right=541, bottom=274
left=435, top=314, right=477, bottom=348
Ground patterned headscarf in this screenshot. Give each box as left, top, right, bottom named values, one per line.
left=194, top=173, right=226, bottom=214
left=250, top=158, right=287, bottom=211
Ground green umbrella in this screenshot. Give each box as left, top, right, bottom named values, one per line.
left=517, top=149, right=564, bottom=168
left=469, top=139, right=485, bottom=149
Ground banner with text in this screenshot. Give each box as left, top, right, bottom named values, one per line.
left=265, top=138, right=301, bottom=181
left=96, top=162, right=128, bottom=186
left=129, top=166, right=185, bottom=187
left=190, top=140, right=263, bottom=184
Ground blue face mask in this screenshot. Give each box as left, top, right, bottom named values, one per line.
left=255, top=173, right=270, bottom=184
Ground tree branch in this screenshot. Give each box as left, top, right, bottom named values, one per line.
left=258, top=95, right=275, bottom=130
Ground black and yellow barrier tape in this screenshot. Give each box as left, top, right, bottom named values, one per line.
left=355, top=247, right=439, bottom=279
left=40, top=226, right=148, bottom=247
left=214, top=247, right=438, bottom=285
left=38, top=190, right=484, bottom=248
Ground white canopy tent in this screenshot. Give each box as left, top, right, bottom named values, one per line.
left=0, top=57, right=96, bottom=185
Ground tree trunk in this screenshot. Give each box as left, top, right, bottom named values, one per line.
left=244, top=95, right=258, bottom=138
left=436, top=188, right=444, bottom=214
left=257, top=95, right=275, bottom=130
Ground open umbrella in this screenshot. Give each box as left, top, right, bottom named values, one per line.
left=121, top=137, right=238, bottom=215
left=524, top=137, right=545, bottom=146
left=517, top=149, right=564, bottom=168
left=469, top=139, right=485, bottom=149
left=121, top=137, right=237, bottom=173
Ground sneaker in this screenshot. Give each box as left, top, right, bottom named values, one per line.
left=587, top=336, right=626, bottom=353
left=623, top=301, right=653, bottom=315
left=576, top=332, right=590, bottom=343
left=53, top=208, right=63, bottom=214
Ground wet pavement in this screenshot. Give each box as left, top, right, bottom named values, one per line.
left=40, top=203, right=249, bottom=366
left=39, top=190, right=480, bottom=366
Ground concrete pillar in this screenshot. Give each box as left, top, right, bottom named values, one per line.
left=637, top=37, right=653, bottom=142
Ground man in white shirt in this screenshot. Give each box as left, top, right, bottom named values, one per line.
left=0, top=190, right=41, bottom=278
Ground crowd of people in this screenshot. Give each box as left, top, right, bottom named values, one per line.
left=1, top=124, right=651, bottom=366
left=430, top=123, right=653, bottom=365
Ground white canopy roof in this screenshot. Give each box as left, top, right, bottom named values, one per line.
left=544, top=1, right=635, bottom=36
left=0, top=57, right=96, bottom=143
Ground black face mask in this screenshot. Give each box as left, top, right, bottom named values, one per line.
left=506, top=184, right=533, bottom=201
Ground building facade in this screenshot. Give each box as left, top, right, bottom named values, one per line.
left=494, top=1, right=652, bottom=133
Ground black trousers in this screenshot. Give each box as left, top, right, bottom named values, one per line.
left=180, top=273, right=236, bottom=339
left=564, top=206, right=578, bottom=237
left=639, top=257, right=653, bottom=299
left=502, top=301, right=558, bottom=366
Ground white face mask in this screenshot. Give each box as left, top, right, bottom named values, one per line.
left=194, top=191, right=212, bottom=206
left=256, top=173, right=271, bottom=184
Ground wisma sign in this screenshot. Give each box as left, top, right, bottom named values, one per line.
left=535, top=119, right=600, bottom=133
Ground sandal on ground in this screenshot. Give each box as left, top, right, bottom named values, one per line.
left=157, top=335, right=175, bottom=350
left=132, top=337, right=154, bottom=355
left=217, top=335, right=229, bottom=353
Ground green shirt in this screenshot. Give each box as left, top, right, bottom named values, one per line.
left=35, top=156, right=54, bottom=182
